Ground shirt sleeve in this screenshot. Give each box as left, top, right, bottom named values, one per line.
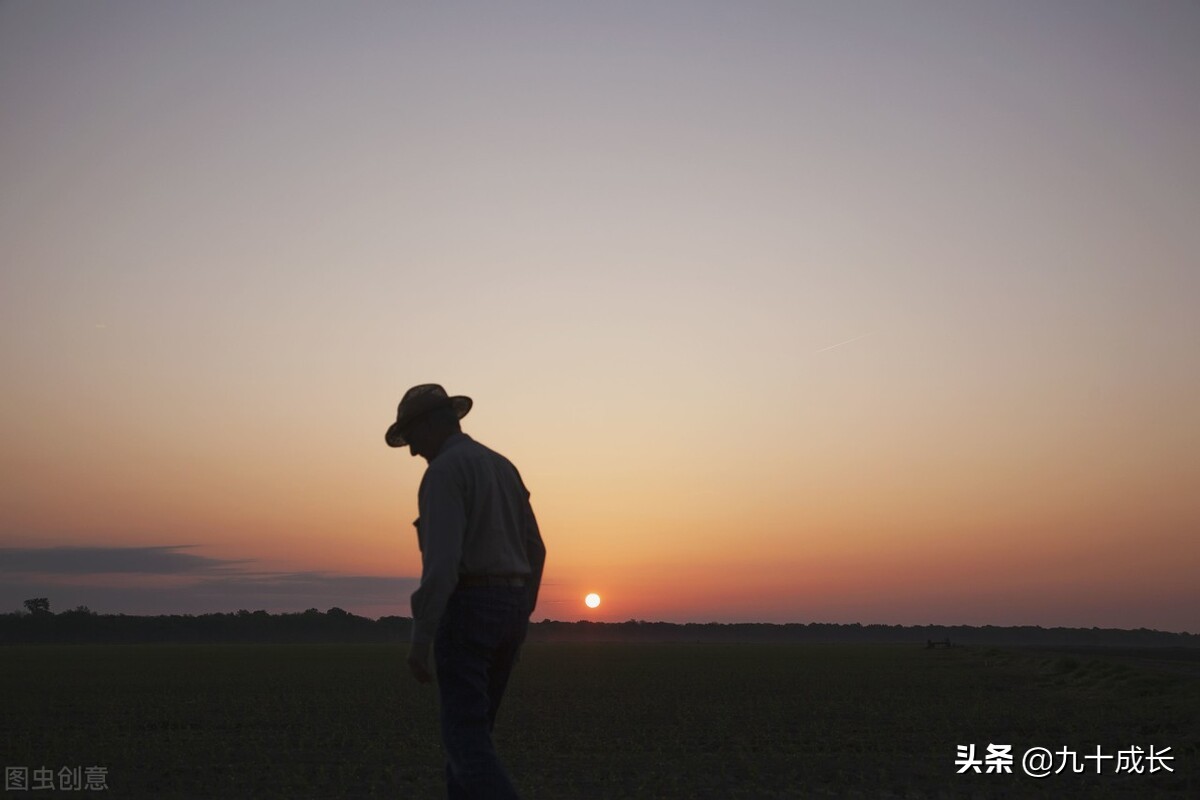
left=410, top=468, right=466, bottom=644
left=522, top=489, right=547, bottom=619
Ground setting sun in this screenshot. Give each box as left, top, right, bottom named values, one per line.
left=585, top=593, right=601, bottom=609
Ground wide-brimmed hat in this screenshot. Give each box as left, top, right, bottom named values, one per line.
left=385, top=384, right=472, bottom=447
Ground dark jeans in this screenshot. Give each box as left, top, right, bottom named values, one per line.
left=434, top=586, right=529, bottom=799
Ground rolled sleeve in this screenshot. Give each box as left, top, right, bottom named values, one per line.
left=410, top=469, right=466, bottom=643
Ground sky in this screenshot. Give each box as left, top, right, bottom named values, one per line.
left=2, top=1, right=1198, bottom=632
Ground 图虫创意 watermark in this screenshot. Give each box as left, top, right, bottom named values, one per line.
left=4, top=766, right=108, bottom=792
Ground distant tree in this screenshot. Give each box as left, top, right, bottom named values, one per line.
left=327, top=607, right=349, bottom=617
left=23, top=598, right=51, bottom=615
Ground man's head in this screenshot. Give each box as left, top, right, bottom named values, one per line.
left=386, top=384, right=472, bottom=461
left=398, top=406, right=462, bottom=461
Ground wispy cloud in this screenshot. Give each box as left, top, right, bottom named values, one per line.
left=815, top=333, right=872, bottom=353
left=0, top=545, right=246, bottom=575
left=0, top=546, right=418, bottom=617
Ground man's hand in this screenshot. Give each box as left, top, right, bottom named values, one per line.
left=407, top=641, right=433, bottom=684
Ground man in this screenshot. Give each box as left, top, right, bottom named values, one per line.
left=386, top=383, right=546, bottom=799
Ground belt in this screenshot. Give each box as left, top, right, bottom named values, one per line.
left=457, top=574, right=528, bottom=588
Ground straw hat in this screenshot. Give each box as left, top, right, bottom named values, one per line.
left=385, top=384, right=472, bottom=447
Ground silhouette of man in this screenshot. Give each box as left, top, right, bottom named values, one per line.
left=386, top=384, right=546, bottom=799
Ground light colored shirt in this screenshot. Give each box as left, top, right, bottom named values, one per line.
left=410, top=433, right=546, bottom=643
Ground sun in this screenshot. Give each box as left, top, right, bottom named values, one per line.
left=584, top=593, right=601, bottom=609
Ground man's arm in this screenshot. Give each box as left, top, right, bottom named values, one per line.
left=410, top=469, right=465, bottom=646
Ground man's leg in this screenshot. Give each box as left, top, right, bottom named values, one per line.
left=486, top=606, right=529, bottom=730
left=435, top=590, right=521, bottom=799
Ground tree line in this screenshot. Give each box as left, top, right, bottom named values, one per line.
left=4, top=599, right=1196, bottom=646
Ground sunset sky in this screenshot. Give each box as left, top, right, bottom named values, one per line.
left=2, top=1, right=1197, bottom=632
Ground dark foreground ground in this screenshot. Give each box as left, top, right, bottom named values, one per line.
left=2, top=642, right=1195, bottom=798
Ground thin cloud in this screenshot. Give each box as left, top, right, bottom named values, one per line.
left=0, top=545, right=246, bottom=575
left=0, top=545, right=419, bottom=617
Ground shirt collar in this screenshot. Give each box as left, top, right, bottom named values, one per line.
left=430, top=432, right=471, bottom=462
